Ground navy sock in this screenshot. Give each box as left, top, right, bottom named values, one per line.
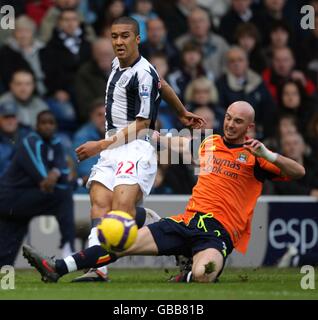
left=135, top=207, right=146, bottom=228
left=91, top=218, right=101, bottom=228
left=55, top=245, right=118, bottom=276
left=94, top=208, right=145, bottom=228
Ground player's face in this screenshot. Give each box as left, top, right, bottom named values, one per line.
left=37, top=114, right=56, bottom=140
left=223, top=111, right=252, bottom=143
left=111, top=24, right=140, bottom=64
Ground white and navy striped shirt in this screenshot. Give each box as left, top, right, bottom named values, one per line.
left=105, top=55, right=161, bottom=133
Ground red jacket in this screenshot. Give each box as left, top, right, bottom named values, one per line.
left=262, top=68, right=316, bottom=102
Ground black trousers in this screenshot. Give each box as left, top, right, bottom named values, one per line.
left=0, top=187, right=75, bottom=266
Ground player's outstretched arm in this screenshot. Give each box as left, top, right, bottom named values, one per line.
left=160, top=79, right=206, bottom=129
left=243, top=139, right=305, bottom=179
left=75, top=118, right=150, bottom=161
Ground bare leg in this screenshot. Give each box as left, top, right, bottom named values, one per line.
left=112, top=184, right=143, bottom=218
left=117, top=226, right=158, bottom=257
left=191, top=248, right=224, bottom=283
left=90, top=181, right=113, bottom=220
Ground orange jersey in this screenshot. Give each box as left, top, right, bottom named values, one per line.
left=171, top=134, right=289, bottom=254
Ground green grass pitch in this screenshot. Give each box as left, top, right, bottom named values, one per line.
left=0, top=268, right=317, bottom=300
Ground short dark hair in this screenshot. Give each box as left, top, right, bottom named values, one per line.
left=10, top=69, right=35, bottom=83
left=235, top=22, right=261, bottom=44
left=89, top=98, right=105, bottom=114
left=58, top=8, right=79, bottom=20
left=36, top=110, right=56, bottom=124
left=112, top=16, right=140, bottom=35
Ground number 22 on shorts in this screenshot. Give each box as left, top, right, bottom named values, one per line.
left=115, top=161, right=136, bottom=176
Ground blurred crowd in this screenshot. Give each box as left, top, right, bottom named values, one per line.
left=0, top=0, right=317, bottom=196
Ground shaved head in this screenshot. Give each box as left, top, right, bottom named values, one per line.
left=223, top=101, right=255, bottom=144
left=227, top=101, right=255, bottom=123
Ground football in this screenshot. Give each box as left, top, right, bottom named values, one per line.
left=97, top=210, right=138, bottom=252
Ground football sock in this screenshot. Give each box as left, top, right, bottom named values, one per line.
left=55, top=246, right=118, bottom=276
left=143, top=208, right=161, bottom=225
left=135, top=206, right=146, bottom=228
left=56, top=207, right=150, bottom=276
left=88, top=222, right=108, bottom=275
left=61, top=242, right=73, bottom=258
left=182, top=271, right=193, bottom=282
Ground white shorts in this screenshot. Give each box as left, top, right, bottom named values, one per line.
left=87, top=139, right=157, bottom=196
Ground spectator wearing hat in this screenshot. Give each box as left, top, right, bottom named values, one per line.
left=0, top=101, right=32, bottom=177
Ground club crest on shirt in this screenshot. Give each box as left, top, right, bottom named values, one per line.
left=118, top=75, right=130, bottom=87
left=139, top=84, right=150, bottom=98
left=236, top=152, right=248, bottom=163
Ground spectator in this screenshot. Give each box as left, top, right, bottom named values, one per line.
left=139, top=17, right=179, bottom=70
left=39, top=0, right=95, bottom=43
left=264, top=20, right=293, bottom=66
left=73, top=99, right=105, bottom=193
left=254, top=0, right=291, bottom=46
left=175, top=7, right=229, bottom=79
left=41, top=8, right=92, bottom=133
left=277, top=79, right=318, bottom=135
left=155, top=0, right=197, bottom=41
left=191, top=105, right=216, bottom=132
left=130, top=0, right=158, bottom=43
left=299, top=13, right=318, bottom=87
left=196, top=0, right=231, bottom=27
left=0, top=101, right=31, bottom=177
left=263, top=113, right=299, bottom=152
left=149, top=53, right=179, bottom=130
left=234, top=22, right=267, bottom=74
left=262, top=47, right=316, bottom=102
left=75, top=38, right=114, bottom=123
left=93, top=0, right=126, bottom=36
left=219, top=0, right=259, bottom=44
left=216, top=46, right=276, bottom=138
left=184, top=77, right=223, bottom=132
left=0, top=110, right=75, bottom=266
left=273, top=132, right=318, bottom=197
left=25, top=0, right=54, bottom=27
left=306, top=112, right=318, bottom=160
left=0, top=70, right=48, bottom=129
left=167, top=41, right=214, bottom=102
left=42, top=9, right=92, bottom=101
left=0, top=15, right=47, bottom=96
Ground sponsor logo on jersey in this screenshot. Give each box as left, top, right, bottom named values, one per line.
left=139, top=84, right=150, bottom=98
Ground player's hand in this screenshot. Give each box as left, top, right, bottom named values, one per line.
left=39, top=171, right=59, bottom=193
left=178, top=111, right=206, bottom=129
left=243, top=139, right=278, bottom=162
left=76, top=141, right=103, bottom=161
